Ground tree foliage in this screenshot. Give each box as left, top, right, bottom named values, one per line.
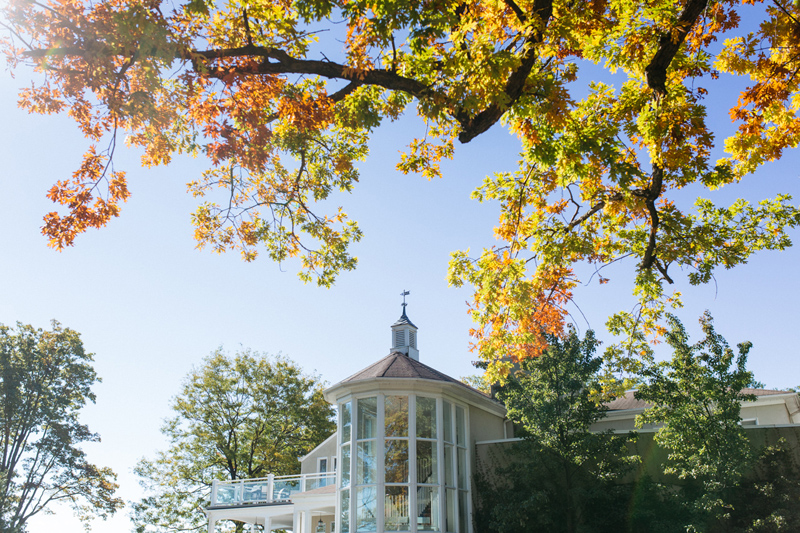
left=3, top=0, right=800, bottom=376
left=132, top=349, right=335, bottom=533
left=479, top=329, right=635, bottom=533
left=636, top=311, right=756, bottom=528
left=0, top=321, right=122, bottom=532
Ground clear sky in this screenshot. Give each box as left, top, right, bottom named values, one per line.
left=2, top=27, right=800, bottom=532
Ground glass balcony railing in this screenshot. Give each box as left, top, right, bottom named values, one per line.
left=210, top=472, right=337, bottom=507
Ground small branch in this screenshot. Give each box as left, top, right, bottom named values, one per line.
left=503, top=0, right=528, bottom=23
left=640, top=165, right=664, bottom=270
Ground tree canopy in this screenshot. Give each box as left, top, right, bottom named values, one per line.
left=486, top=329, right=635, bottom=533
left=0, top=321, right=122, bottom=532
left=636, top=312, right=756, bottom=528
left=3, top=0, right=800, bottom=377
left=132, top=349, right=335, bottom=533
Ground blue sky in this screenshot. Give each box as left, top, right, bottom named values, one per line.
left=2, top=27, right=800, bottom=532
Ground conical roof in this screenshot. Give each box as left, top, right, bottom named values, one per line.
left=337, top=351, right=489, bottom=398
left=392, top=308, right=417, bottom=328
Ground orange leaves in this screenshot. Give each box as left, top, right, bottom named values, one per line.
left=717, top=0, right=800, bottom=176
left=18, top=82, right=66, bottom=115
left=276, top=90, right=334, bottom=134
left=42, top=147, right=129, bottom=249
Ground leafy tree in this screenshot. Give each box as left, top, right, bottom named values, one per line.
left=636, top=311, right=756, bottom=530
left=133, top=349, right=335, bottom=533
left=0, top=321, right=122, bottom=532
left=3, top=0, right=800, bottom=376
left=459, top=374, right=490, bottom=394
left=476, top=329, right=635, bottom=533
left=720, top=436, right=800, bottom=533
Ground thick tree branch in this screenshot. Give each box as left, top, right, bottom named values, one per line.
left=638, top=0, right=707, bottom=275
left=196, top=44, right=432, bottom=99
left=641, top=165, right=664, bottom=272
left=644, top=0, right=709, bottom=97
left=456, top=0, right=553, bottom=143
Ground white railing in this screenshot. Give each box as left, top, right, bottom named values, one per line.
left=210, top=472, right=337, bottom=507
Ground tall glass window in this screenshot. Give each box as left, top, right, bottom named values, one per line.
left=341, top=402, right=352, bottom=489
left=356, top=398, right=378, bottom=532
left=340, top=402, right=352, bottom=533
left=416, top=397, right=439, bottom=532
left=338, top=395, right=469, bottom=533
left=455, top=406, right=468, bottom=533
left=385, top=396, right=409, bottom=531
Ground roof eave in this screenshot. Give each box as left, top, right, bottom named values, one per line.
left=324, top=377, right=506, bottom=417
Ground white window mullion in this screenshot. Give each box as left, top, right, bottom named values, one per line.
left=463, top=404, right=472, bottom=533
left=353, top=399, right=358, bottom=533
left=336, top=406, right=342, bottom=533
left=377, top=394, right=386, bottom=533
left=436, top=397, right=445, bottom=533
left=409, top=394, right=417, bottom=533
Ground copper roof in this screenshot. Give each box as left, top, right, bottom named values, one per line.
left=605, top=388, right=791, bottom=412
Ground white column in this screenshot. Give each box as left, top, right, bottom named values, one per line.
left=293, top=509, right=301, bottom=533
left=268, top=474, right=274, bottom=502
left=211, top=480, right=218, bottom=505
left=464, top=405, right=473, bottom=533
left=376, top=394, right=385, bottom=533
left=265, top=516, right=272, bottom=533
left=208, top=517, right=216, bottom=533
left=436, top=398, right=446, bottom=533
left=302, top=510, right=311, bottom=533
left=409, top=395, right=417, bottom=533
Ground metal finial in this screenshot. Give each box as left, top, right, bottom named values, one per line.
left=401, top=290, right=410, bottom=309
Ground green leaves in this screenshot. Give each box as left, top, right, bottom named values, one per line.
left=490, top=328, right=636, bottom=532
left=0, top=321, right=122, bottom=532
left=636, top=312, right=756, bottom=523
left=133, top=349, right=334, bottom=533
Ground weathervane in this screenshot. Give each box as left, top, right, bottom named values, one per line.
left=401, top=290, right=410, bottom=310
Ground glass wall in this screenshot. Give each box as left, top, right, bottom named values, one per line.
left=338, top=395, right=470, bottom=533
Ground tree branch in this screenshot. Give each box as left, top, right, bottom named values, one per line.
left=196, top=45, right=432, bottom=99
left=456, top=0, right=554, bottom=143
left=644, top=0, right=710, bottom=97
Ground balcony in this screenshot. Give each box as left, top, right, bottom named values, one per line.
left=209, top=472, right=337, bottom=508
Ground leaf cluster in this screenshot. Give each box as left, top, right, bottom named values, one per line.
left=3, top=0, right=800, bottom=371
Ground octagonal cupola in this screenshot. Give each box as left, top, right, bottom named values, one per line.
left=391, top=292, right=419, bottom=360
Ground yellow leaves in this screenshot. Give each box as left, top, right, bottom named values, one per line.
left=397, top=137, right=453, bottom=179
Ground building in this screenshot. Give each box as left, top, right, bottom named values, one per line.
left=205, top=305, right=800, bottom=533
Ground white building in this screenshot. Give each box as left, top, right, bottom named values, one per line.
left=206, top=306, right=509, bottom=533
left=205, top=306, right=800, bottom=533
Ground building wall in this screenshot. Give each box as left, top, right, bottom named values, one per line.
left=468, top=406, right=505, bottom=445
left=301, top=434, right=337, bottom=475
left=740, top=398, right=800, bottom=425
left=589, top=395, right=800, bottom=433
left=475, top=425, right=800, bottom=486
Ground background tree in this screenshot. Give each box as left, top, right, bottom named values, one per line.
left=132, top=349, right=335, bottom=533
left=636, top=312, right=756, bottom=531
left=3, top=0, right=800, bottom=377
left=0, top=321, right=122, bottom=532
left=721, top=435, right=800, bottom=532
left=476, top=329, right=635, bottom=533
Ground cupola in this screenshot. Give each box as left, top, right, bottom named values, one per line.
left=391, top=291, right=419, bottom=360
